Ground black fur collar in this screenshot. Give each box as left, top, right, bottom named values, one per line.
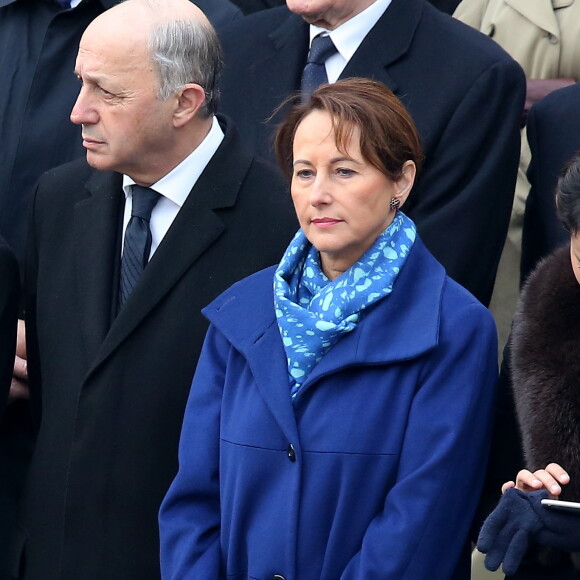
left=512, top=244, right=580, bottom=500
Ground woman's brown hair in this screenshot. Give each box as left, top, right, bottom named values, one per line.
left=274, top=78, right=424, bottom=182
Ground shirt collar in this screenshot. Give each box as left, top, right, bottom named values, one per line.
left=309, top=0, right=392, bottom=63
left=123, top=115, right=224, bottom=207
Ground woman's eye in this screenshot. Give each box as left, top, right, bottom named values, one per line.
left=337, top=168, right=355, bottom=177
left=296, top=169, right=314, bottom=179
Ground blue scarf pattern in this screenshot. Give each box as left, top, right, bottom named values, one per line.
left=274, top=212, right=417, bottom=399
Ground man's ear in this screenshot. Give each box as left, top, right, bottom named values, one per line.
left=393, top=160, right=416, bottom=209
left=173, top=83, right=206, bottom=127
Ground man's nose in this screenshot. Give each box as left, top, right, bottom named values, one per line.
left=70, top=87, right=99, bottom=125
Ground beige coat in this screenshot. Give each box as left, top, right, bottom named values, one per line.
left=454, top=0, right=580, bottom=245
left=454, top=0, right=580, bottom=79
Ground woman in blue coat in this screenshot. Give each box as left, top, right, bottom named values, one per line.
left=159, top=79, right=498, bottom=580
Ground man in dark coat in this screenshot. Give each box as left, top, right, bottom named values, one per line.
left=0, top=0, right=241, bottom=264
left=217, top=0, right=526, bottom=305
left=521, top=82, right=580, bottom=283
left=14, top=1, right=296, bottom=579
left=0, top=2, right=242, bottom=577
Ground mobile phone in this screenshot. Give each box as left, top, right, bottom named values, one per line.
left=541, top=499, right=580, bottom=512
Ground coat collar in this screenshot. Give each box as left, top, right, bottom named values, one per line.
left=504, top=0, right=563, bottom=39
left=77, top=116, right=251, bottom=374
left=74, top=169, right=123, bottom=363
left=204, top=237, right=445, bottom=439
left=207, top=237, right=444, bottom=365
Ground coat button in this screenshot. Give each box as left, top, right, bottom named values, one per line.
left=546, top=32, right=558, bottom=44
left=287, top=443, right=296, bottom=462
left=272, top=575, right=286, bottom=580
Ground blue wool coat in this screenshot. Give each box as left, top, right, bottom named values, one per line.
left=159, top=238, right=498, bottom=580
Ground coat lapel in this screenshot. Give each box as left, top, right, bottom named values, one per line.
left=88, top=119, right=252, bottom=375
left=252, top=13, right=309, bottom=125
left=504, top=0, right=560, bottom=38
left=74, top=170, right=123, bottom=364
left=206, top=239, right=445, bottom=439
left=247, top=322, right=301, bottom=445
left=206, top=273, right=301, bottom=445
left=341, top=0, right=425, bottom=95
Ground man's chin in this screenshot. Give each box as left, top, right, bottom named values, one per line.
left=85, top=151, right=112, bottom=172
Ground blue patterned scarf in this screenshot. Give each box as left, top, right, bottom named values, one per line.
left=274, top=212, right=417, bottom=399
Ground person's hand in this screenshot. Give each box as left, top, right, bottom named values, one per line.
left=478, top=488, right=548, bottom=575
left=501, top=464, right=570, bottom=498
left=10, top=320, right=29, bottom=402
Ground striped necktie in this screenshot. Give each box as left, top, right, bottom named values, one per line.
left=119, top=185, right=161, bottom=306
left=301, top=34, right=337, bottom=102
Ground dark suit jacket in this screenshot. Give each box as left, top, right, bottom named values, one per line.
left=195, top=0, right=243, bottom=23
left=521, top=83, right=580, bottom=283
left=428, top=0, right=461, bottom=13
left=0, top=237, right=18, bottom=420
left=231, top=0, right=283, bottom=14
left=17, top=118, right=297, bottom=580
left=217, top=0, right=526, bottom=305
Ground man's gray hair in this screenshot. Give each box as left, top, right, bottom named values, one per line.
left=149, top=18, right=223, bottom=118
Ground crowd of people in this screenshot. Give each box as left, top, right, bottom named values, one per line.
left=0, top=0, right=577, bottom=578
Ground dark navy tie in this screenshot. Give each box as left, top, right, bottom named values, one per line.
left=119, top=185, right=161, bottom=306
left=301, top=34, right=337, bottom=102
left=57, top=0, right=71, bottom=9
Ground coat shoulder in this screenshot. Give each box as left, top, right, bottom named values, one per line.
left=202, top=265, right=278, bottom=343
left=219, top=5, right=291, bottom=40
left=421, top=1, right=522, bottom=71
left=529, top=82, right=580, bottom=126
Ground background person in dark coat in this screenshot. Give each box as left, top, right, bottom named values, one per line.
left=521, top=82, right=580, bottom=283
left=15, top=1, right=295, bottom=579
left=216, top=0, right=525, bottom=305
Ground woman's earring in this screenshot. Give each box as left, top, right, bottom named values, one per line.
left=389, top=198, right=400, bottom=211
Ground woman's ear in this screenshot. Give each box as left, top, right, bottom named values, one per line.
left=393, top=160, right=416, bottom=209
left=173, top=83, right=206, bottom=128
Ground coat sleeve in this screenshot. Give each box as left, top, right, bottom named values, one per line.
left=410, top=57, right=525, bottom=305
left=340, top=298, right=498, bottom=579
left=159, top=324, right=229, bottom=580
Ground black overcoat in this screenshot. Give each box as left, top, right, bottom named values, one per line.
left=217, top=0, right=526, bottom=305
left=16, top=118, right=297, bottom=580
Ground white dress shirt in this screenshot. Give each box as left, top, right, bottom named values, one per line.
left=309, top=0, right=393, bottom=83
left=121, top=115, right=224, bottom=259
